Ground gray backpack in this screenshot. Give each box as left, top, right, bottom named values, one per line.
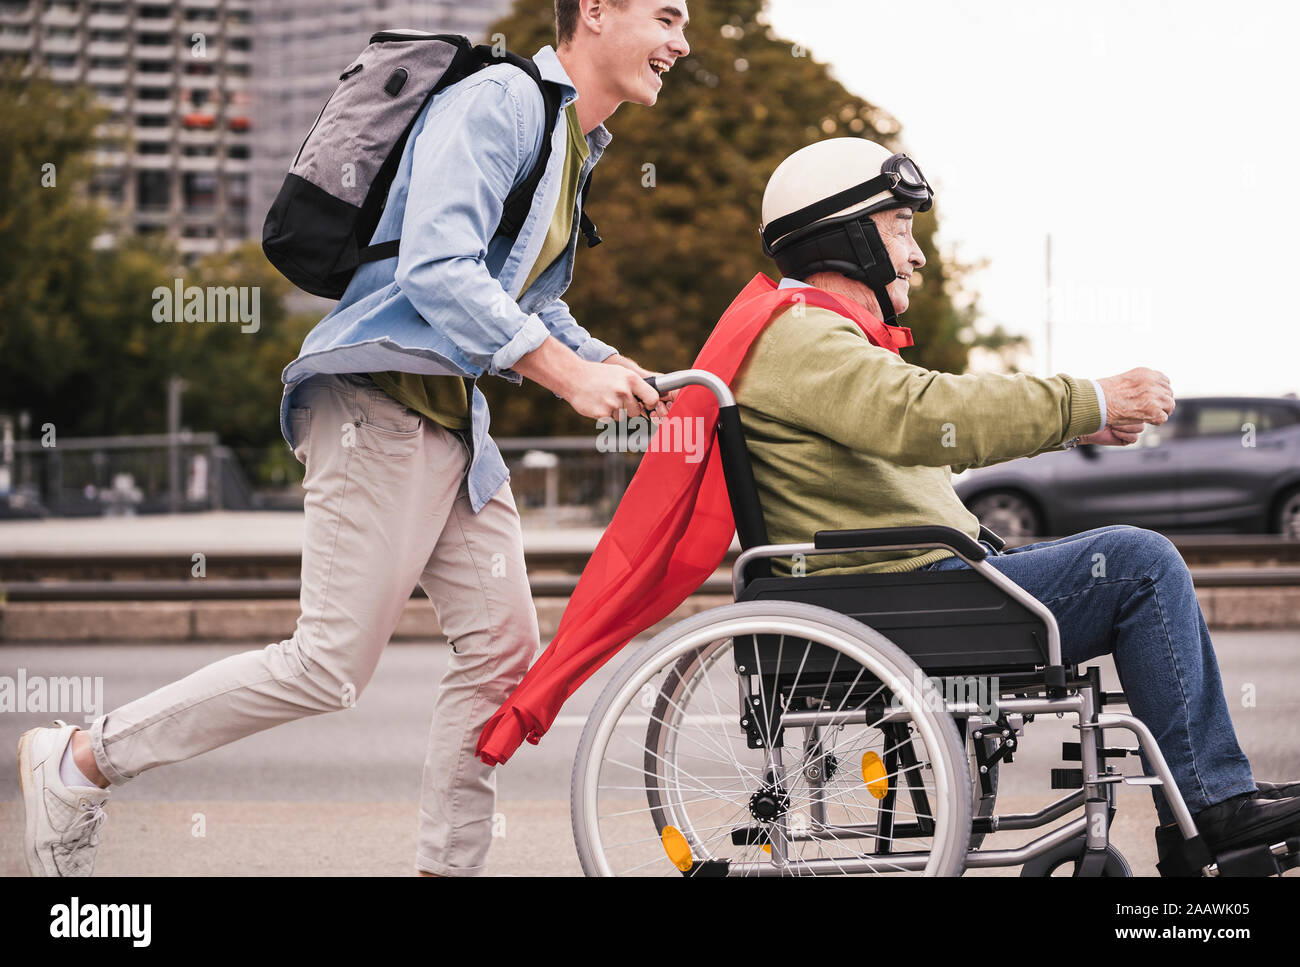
left=262, top=30, right=600, bottom=299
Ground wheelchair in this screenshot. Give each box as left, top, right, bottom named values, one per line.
left=569, top=370, right=1300, bottom=877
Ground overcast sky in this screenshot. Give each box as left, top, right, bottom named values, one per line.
left=765, top=0, right=1299, bottom=397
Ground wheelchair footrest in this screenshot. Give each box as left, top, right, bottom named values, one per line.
left=1157, top=830, right=1300, bottom=877
left=1213, top=838, right=1300, bottom=877
left=1051, top=768, right=1083, bottom=789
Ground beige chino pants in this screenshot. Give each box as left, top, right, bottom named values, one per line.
left=87, top=373, right=540, bottom=875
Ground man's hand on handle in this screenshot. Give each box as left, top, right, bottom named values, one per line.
left=602, top=353, right=677, bottom=418
left=510, top=337, right=662, bottom=421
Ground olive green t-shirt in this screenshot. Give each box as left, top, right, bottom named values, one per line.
left=367, top=103, right=591, bottom=431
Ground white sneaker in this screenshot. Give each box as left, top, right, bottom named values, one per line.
left=17, top=719, right=110, bottom=877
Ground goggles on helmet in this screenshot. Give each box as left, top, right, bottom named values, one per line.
left=761, top=152, right=933, bottom=254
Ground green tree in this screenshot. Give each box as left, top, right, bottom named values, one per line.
left=482, top=0, right=1024, bottom=434
left=0, top=62, right=317, bottom=485
left=0, top=60, right=112, bottom=404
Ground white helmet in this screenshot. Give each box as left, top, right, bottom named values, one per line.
left=761, top=138, right=932, bottom=251
left=758, top=138, right=933, bottom=327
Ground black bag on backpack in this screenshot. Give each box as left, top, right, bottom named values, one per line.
left=262, top=30, right=599, bottom=300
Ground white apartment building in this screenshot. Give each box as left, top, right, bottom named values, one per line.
left=1, top=0, right=514, bottom=258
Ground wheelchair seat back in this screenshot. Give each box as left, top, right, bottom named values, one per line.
left=736, top=568, right=1050, bottom=677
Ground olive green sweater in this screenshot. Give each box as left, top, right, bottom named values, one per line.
left=732, top=305, right=1103, bottom=575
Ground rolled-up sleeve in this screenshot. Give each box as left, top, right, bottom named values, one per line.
left=394, top=77, right=551, bottom=376
left=537, top=296, right=618, bottom=361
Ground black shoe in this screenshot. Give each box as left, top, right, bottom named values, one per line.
left=1154, top=784, right=1300, bottom=876
left=1192, top=790, right=1300, bottom=853
left=1255, top=779, right=1300, bottom=799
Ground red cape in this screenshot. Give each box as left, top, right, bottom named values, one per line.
left=475, top=273, right=912, bottom=765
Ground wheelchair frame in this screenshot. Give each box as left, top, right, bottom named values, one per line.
left=572, top=369, right=1299, bottom=877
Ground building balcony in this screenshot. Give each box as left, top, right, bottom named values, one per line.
left=42, top=35, right=82, bottom=54
left=92, top=149, right=129, bottom=167
left=179, top=155, right=223, bottom=172
left=86, top=67, right=127, bottom=85
left=133, top=45, right=176, bottom=62
left=133, top=153, right=175, bottom=171
left=133, top=98, right=176, bottom=116
left=0, top=5, right=35, bottom=26
left=87, top=40, right=129, bottom=58
left=178, top=127, right=218, bottom=144
left=47, top=65, right=82, bottom=83
left=42, top=9, right=82, bottom=29
left=87, top=14, right=130, bottom=32
left=133, top=128, right=175, bottom=147
left=180, top=19, right=222, bottom=38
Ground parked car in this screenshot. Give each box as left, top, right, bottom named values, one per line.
left=952, top=396, right=1300, bottom=538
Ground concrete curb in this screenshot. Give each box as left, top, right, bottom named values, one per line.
left=1, top=588, right=1297, bottom=643
left=0, top=595, right=741, bottom=644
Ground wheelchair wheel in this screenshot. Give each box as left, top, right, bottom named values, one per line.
left=1019, top=839, right=1132, bottom=877
left=571, top=601, right=972, bottom=876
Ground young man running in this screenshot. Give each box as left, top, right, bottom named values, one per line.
left=18, top=0, right=690, bottom=878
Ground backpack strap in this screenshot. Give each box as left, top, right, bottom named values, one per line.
left=359, top=48, right=584, bottom=265
left=578, top=173, right=601, bottom=248
left=489, top=49, right=565, bottom=241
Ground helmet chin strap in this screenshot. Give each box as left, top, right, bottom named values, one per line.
left=842, top=216, right=902, bottom=329
left=769, top=210, right=906, bottom=330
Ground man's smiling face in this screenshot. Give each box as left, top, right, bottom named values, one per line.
left=873, top=207, right=927, bottom=316
left=599, top=1, right=691, bottom=107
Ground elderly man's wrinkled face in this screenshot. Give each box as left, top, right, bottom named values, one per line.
left=873, top=207, right=926, bottom=315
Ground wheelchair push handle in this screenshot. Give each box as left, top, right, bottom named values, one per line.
left=640, top=369, right=736, bottom=408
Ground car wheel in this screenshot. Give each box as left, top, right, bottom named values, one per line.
left=1273, top=486, right=1300, bottom=539
left=967, top=490, right=1042, bottom=539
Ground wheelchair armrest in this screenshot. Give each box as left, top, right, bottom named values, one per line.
left=978, top=525, right=1006, bottom=552
left=812, top=525, right=988, bottom=562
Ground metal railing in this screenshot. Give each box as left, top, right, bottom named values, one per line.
left=3, top=431, right=255, bottom=517
left=0, top=428, right=645, bottom=523
left=494, top=436, right=644, bottom=527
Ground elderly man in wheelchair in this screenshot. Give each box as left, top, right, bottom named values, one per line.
left=566, top=138, right=1300, bottom=877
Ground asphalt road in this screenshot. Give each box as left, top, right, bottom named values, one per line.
left=3, top=631, right=1298, bottom=876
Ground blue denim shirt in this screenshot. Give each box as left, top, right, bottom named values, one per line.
left=280, top=45, right=618, bottom=513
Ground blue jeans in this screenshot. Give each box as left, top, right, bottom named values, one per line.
left=921, top=524, right=1256, bottom=825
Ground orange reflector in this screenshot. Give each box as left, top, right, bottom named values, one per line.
left=661, top=826, right=693, bottom=871
left=861, top=751, right=889, bottom=799
left=762, top=844, right=771, bottom=855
